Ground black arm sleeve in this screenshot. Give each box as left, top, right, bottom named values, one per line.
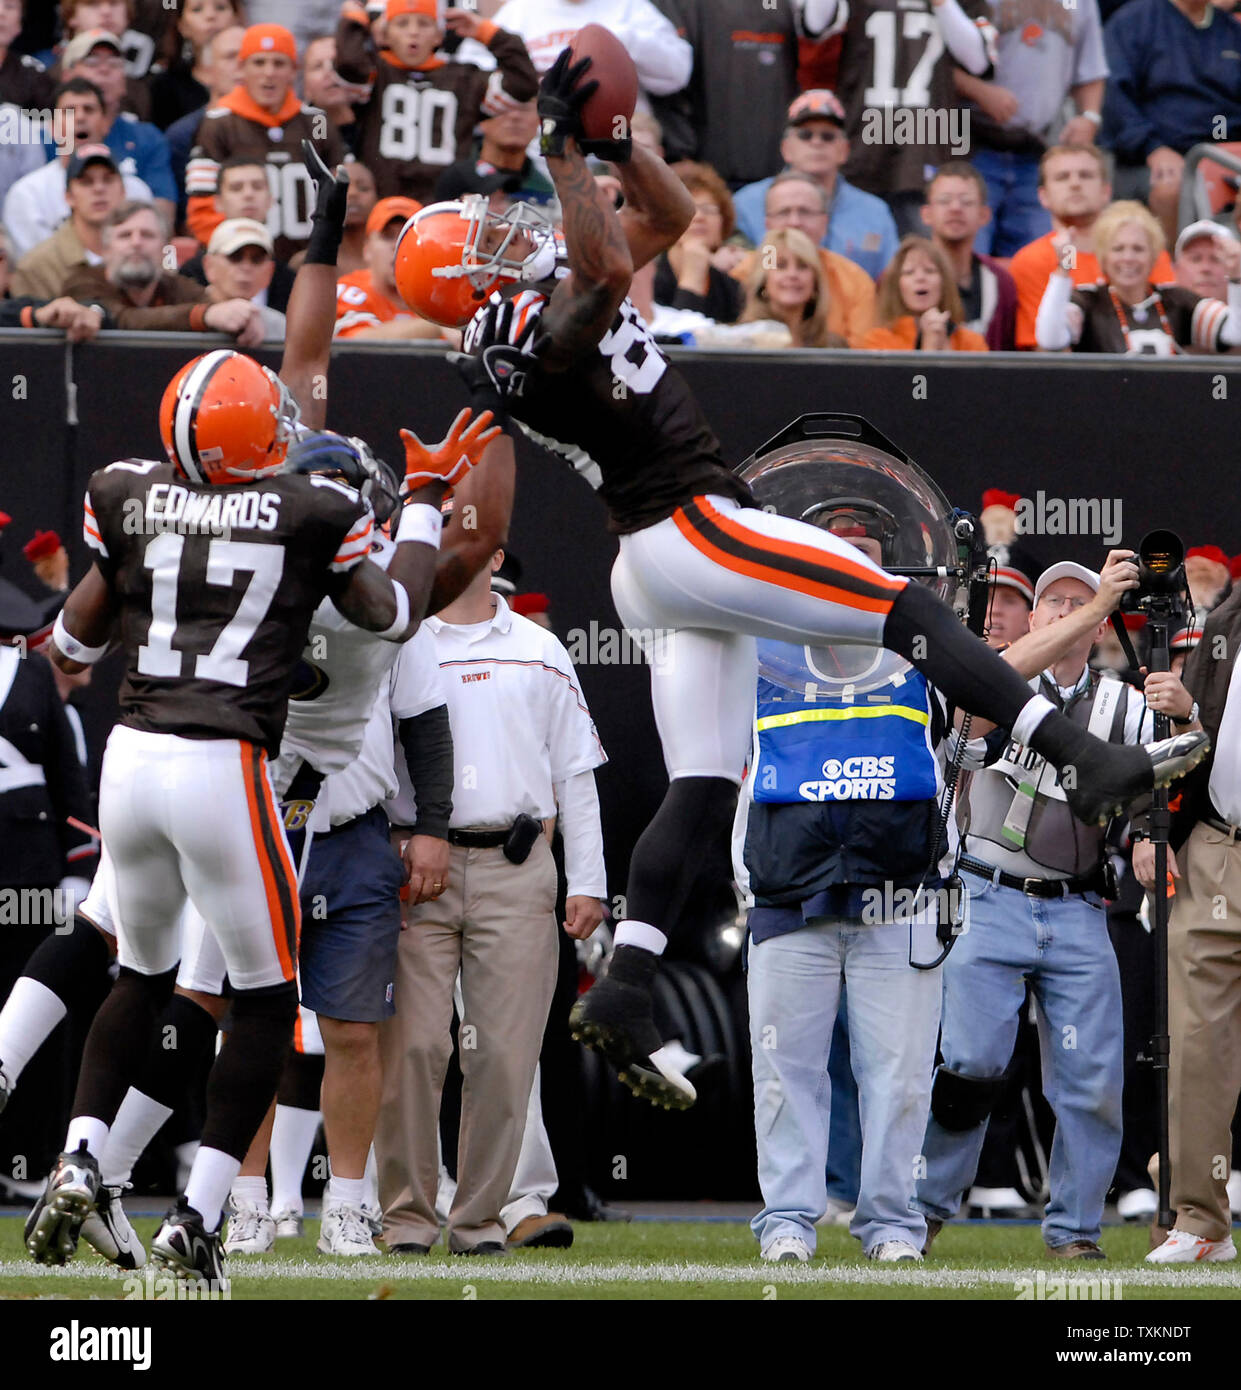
left=397, top=704, right=453, bottom=839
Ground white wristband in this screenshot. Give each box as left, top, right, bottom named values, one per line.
left=53, top=610, right=107, bottom=665
left=377, top=582, right=411, bottom=642
left=395, top=503, right=443, bottom=550
left=1082, top=109, right=1101, bottom=125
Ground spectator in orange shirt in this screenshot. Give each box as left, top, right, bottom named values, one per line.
left=737, top=228, right=847, bottom=348
left=730, top=173, right=876, bottom=345
left=334, top=195, right=448, bottom=342
left=860, top=236, right=989, bottom=352
left=1008, top=145, right=1175, bottom=349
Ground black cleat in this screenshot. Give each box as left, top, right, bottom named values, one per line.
left=25, top=1140, right=100, bottom=1265
left=570, top=948, right=696, bottom=1111
left=151, top=1198, right=229, bottom=1293
left=1062, top=731, right=1209, bottom=827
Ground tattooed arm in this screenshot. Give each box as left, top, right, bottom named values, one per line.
left=614, top=142, right=696, bottom=272
left=539, top=137, right=633, bottom=372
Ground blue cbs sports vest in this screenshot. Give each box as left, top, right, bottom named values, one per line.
left=752, top=668, right=939, bottom=804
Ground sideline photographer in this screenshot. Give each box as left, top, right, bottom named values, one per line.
left=1136, top=583, right=1241, bottom=1264
left=916, top=550, right=1195, bottom=1260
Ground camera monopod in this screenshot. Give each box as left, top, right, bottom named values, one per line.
left=1109, top=529, right=1188, bottom=1233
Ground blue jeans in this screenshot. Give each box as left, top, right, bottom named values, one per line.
left=913, top=871, right=1124, bottom=1248
left=971, top=148, right=1051, bottom=258
left=825, top=994, right=861, bottom=1206
left=748, top=918, right=942, bottom=1255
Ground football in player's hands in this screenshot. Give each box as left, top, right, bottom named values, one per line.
left=537, top=48, right=598, bottom=158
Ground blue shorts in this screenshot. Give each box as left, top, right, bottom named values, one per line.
left=298, top=805, right=404, bottom=1023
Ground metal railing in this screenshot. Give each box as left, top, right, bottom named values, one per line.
left=1178, top=141, right=1241, bottom=229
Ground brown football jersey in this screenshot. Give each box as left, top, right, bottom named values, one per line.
left=335, top=9, right=538, bottom=203
left=186, top=87, right=346, bottom=260
left=84, top=459, right=374, bottom=757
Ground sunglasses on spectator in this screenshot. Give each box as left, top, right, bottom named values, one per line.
left=794, top=127, right=842, bottom=143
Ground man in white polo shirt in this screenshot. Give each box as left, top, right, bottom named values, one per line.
left=376, top=547, right=608, bottom=1257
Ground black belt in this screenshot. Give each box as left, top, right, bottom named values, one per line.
left=447, top=826, right=511, bottom=848
left=959, top=855, right=1104, bottom=898
left=1204, top=814, right=1241, bottom=842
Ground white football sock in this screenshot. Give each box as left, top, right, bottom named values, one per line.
left=613, top=921, right=668, bottom=954
left=270, top=1104, right=320, bottom=1215
left=230, top=1174, right=269, bottom=1211
left=0, top=978, right=67, bottom=1084
left=65, top=1116, right=108, bottom=1160
left=101, top=1088, right=174, bottom=1186
left=184, top=1146, right=241, bottom=1232
left=326, top=1175, right=366, bottom=1210
left=1011, top=693, right=1057, bottom=747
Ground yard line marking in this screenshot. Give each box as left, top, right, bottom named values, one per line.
left=0, top=1260, right=1238, bottom=1289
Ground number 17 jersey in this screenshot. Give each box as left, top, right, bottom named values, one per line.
left=84, top=459, right=375, bottom=757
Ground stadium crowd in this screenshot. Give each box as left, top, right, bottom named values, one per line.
left=1, top=0, right=1240, bottom=353
left=1, top=0, right=1241, bottom=1273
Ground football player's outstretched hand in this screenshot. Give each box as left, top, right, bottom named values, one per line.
left=400, top=409, right=501, bottom=493
left=538, top=47, right=597, bottom=157
left=452, top=293, right=547, bottom=404
left=303, top=138, right=349, bottom=229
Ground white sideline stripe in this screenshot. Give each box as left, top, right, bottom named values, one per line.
left=0, top=1260, right=1239, bottom=1289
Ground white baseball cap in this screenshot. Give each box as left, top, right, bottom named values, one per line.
left=1034, top=561, right=1100, bottom=604
left=1174, top=218, right=1236, bottom=258
left=208, top=218, right=275, bottom=258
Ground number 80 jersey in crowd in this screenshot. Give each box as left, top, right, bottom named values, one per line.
left=83, top=458, right=375, bottom=758
left=471, top=290, right=754, bottom=535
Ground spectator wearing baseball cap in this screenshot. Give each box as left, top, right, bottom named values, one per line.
left=186, top=23, right=346, bottom=261
left=732, top=91, right=900, bottom=281
left=61, top=30, right=177, bottom=225
left=203, top=218, right=286, bottom=341
left=1185, top=545, right=1231, bottom=613
left=53, top=5, right=155, bottom=121
left=434, top=99, right=555, bottom=211
left=10, top=145, right=124, bottom=302
left=334, top=196, right=449, bottom=342
left=1036, top=200, right=1241, bottom=354
left=1175, top=221, right=1241, bottom=316
left=984, top=542, right=1039, bottom=649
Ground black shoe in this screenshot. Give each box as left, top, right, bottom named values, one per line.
left=387, top=1242, right=432, bottom=1255
left=1047, top=1239, right=1107, bottom=1260
left=150, top=1197, right=229, bottom=1292
left=558, top=1185, right=633, bottom=1224
left=451, top=1241, right=507, bottom=1256
left=922, top=1218, right=943, bottom=1257
left=25, top=1140, right=100, bottom=1266
left=570, top=947, right=696, bottom=1111
left=1063, top=731, right=1208, bottom=827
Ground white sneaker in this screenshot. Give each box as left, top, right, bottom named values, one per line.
left=761, top=1235, right=812, bottom=1263
left=1146, top=1229, right=1237, bottom=1264
left=869, top=1240, right=923, bottom=1262
left=816, top=1196, right=856, bottom=1227
left=1227, top=1170, right=1241, bottom=1218
left=1116, top=1188, right=1159, bottom=1222
left=361, top=1201, right=383, bottom=1237
left=967, top=1185, right=1026, bottom=1215
left=318, top=1202, right=379, bottom=1257
left=222, top=1201, right=275, bottom=1255
left=271, top=1208, right=304, bottom=1239
left=81, top=1184, right=146, bottom=1269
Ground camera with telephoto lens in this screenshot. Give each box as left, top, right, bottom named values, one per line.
left=1118, top=529, right=1188, bottom=619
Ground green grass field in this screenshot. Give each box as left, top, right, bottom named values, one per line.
left=0, top=1214, right=1236, bottom=1300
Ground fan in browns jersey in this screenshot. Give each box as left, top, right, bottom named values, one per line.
left=813, top=0, right=998, bottom=234
left=186, top=23, right=346, bottom=262
left=394, top=49, right=1209, bottom=1112
left=23, top=143, right=507, bottom=1287
left=333, top=0, right=539, bottom=205
left=1036, top=201, right=1241, bottom=356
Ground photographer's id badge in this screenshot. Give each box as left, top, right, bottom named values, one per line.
left=1001, top=780, right=1038, bottom=850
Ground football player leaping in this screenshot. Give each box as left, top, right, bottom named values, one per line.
left=23, top=148, right=507, bottom=1288
left=393, top=49, right=1208, bottom=1111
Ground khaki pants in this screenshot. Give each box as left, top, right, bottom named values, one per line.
left=375, top=838, right=559, bottom=1251
left=1168, top=820, right=1241, bottom=1240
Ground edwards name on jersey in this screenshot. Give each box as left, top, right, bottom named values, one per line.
left=84, top=459, right=374, bottom=757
